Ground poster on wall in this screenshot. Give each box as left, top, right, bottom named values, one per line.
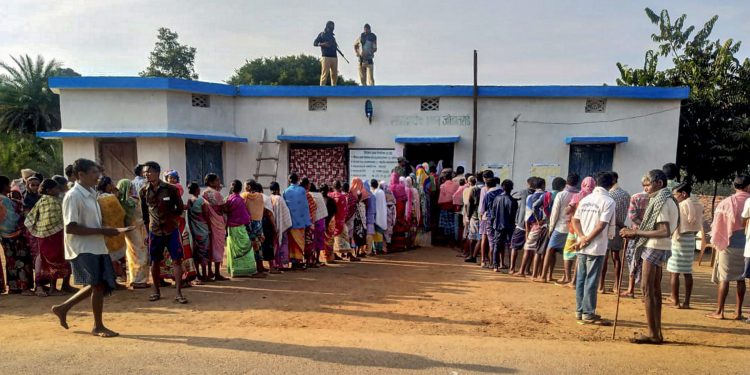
left=349, top=149, right=399, bottom=183
left=529, top=163, right=561, bottom=186
left=480, top=163, right=512, bottom=182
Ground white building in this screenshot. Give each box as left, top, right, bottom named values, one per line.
left=41, top=77, right=688, bottom=194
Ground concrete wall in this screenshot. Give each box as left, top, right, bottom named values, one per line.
left=59, top=90, right=168, bottom=131
left=166, top=92, right=235, bottom=134
left=61, top=138, right=96, bottom=166
left=57, top=89, right=681, bottom=195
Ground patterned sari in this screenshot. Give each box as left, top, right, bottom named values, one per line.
left=202, top=187, right=226, bottom=263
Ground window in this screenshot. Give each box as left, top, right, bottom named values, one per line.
left=192, top=94, right=210, bottom=108
left=308, top=97, right=327, bottom=111
left=584, top=98, right=607, bottom=113
left=186, top=140, right=223, bottom=185
left=420, top=97, right=440, bottom=111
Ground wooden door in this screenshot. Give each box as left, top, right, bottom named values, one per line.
left=98, top=140, right=137, bottom=181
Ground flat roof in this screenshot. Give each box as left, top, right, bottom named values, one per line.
left=48, top=77, right=690, bottom=100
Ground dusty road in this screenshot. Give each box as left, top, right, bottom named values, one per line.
left=1, top=247, right=748, bottom=374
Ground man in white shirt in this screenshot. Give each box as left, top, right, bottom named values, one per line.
left=52, top=158, right=122, bottom=338
left=621, top=169, right=679, bottom=344
left=571, top=172, right=616, bottom=324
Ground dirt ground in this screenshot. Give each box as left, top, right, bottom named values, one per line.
left=1, top=246, right=748, bottom=374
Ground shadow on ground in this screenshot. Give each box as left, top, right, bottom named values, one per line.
left=119, top=334, right=516, bottom=373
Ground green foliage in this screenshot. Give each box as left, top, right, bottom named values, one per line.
left=0, top=133, right=63, bottom=178
left=227, top=54, right=357, bottom=86
left=140, top=27, right=198, bottom=80
left=617, top=8, right=750, bottom=184
left=0, top=55, right=79, bottom=133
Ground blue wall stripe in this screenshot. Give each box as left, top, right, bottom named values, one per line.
left=565, top=136, right=628, bottom=144
left=36, top=130, right=248, bottom=143
left=48, top=77, right=690, bottom=100
left=277, top=135, right=356, bottom=143
left=395, top=136, right=460, bottom=144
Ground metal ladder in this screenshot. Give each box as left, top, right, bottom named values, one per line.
left=253, top=128, right=282, bottom=185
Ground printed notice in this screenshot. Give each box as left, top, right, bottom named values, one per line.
left=349, top=149, right=399, bottom=183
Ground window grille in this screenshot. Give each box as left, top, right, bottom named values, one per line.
left=308, top=97, right=327, bottom=111
left=584, top=98, right=607, bottom=113
left=191, top=94, right=210, bottom=108
left=420, top=97, right=440, bottom=111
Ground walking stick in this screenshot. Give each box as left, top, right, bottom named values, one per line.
left=612, top=238, right=629, bottom=340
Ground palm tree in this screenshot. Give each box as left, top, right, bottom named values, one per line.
left=0, top=54, right=63, bottom=133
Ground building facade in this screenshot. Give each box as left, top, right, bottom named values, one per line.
left=42, top=77, right=688, bottom=195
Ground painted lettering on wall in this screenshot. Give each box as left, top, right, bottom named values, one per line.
left=349, top=149, right=400, bottom=183
left=389, top=114, right=471, bottom=127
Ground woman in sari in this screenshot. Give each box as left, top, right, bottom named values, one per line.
left=389, top=173, right=410, bottom=251
left=558, top=176, right=595, bottom=286
left=320, top=184, right=337, bottom=263
left=269, top=181, right=292, bottom=270
left=381, top=182, right=396, bottom=249
left=1, top=176, right=33, bottom=295
left=25, top=179, right=70, bottom=296
left=242, top=180, right=269, bottom=273
left=310, top=183, right=328, bottom=266
left=202, top=173, right=228, bottom=281
left=116, top=179, right=149, bottom=289
left=364, top=181, right=376, bottom=255
left=328, top=180, right=358, bottom=261
left=225, top=180, right=257, bottom=277
left=96, top=176, right=127, bottom=284
left=187, top=182, right=212, bottom=283
left=406, top=176, right=421, bottom=248
left=350, top=178, right=369, bottom=257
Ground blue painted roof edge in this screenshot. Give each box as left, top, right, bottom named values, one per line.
left=565, top=136, right=629, bottom=144
left=48, top=76, right=237, bottom=96
left=48, top=77, right=690, bottom=99
left=36, top=130, right=248, bottom=143
left=395, top=136, right=461, bottom=144
left=277, top=135, right=356, bottom=143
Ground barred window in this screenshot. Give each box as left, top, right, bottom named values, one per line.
left=584, top=98, right=607, bottom=113
left=420, top=97, right=440, bottom=111
left=191, top=94, right=210, bottom=108
left=308, top=97, right=327, bottom=111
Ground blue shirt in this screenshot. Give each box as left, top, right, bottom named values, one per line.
left=283, top=184, right=311, bottom=228
left=489, top=191, right=517, bottom=232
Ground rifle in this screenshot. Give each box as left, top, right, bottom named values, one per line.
left=336, top=46, right=350, bottom=64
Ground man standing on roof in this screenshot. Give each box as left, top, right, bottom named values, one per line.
left=314, top=21, right=338, bottom=86
left=354, top=23, right=377, bottom=86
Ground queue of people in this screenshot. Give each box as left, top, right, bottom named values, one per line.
left=1, top=158, right=748, bottom=342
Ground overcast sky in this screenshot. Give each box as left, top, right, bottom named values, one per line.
left=2, top=0, right=748, bottom=85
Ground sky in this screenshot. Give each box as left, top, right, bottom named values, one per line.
left=1, top=0, right=748, bottom=86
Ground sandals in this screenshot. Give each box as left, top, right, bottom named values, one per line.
left=148, top=294, right=161, bottom=302
left=174, top=296, right=188, bottom=304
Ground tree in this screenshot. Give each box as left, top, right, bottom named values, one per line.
left=0, top=133, right=63, bottom=178
left=617, top=8, right=750, bottom=187
left=140, top=27, right=198, bottom=80
left=227, top=54, right=357, bottom=86
left=0, top=54, right=79, bottom=133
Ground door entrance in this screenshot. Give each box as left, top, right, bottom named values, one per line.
left=98, top=139, right=137, bottom=181
left=568, top=144, right=614, bottom=181
left=403, top=143, right=455, bottom=170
